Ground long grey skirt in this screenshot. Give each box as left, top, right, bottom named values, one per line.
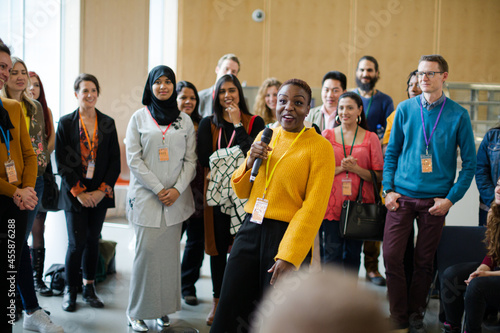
left=127, top=217, right=182, bottom=319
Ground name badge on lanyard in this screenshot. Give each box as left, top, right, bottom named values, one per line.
left=159, top=147, right=169, bottom=161
left=86, top=160, right=95, bottom=179
left=342, top=176, right=352, bottom=196
left=250, top=198, right=268, bottom=224
left=421, top=154, right=432, bottom=173
left=5, top=159, right=18, bottom=183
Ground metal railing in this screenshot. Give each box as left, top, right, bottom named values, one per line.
left=445, top=82, right=500, bottom=147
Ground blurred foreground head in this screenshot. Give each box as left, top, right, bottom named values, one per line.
left=252, top=267, right=389, bottom=333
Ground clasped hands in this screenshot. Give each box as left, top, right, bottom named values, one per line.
left=158, top=188, right=180, bottom=207
left=337, top=156, right=359, bottom=173
left=77, top=190, right=106, bottom=208
left=13, top=187, right=38, bottom=210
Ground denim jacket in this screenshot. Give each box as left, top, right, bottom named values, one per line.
left=476, top=128, right=500, bottom=208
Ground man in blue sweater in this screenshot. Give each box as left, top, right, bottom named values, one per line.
left=382, top=55, right=476, bottom=333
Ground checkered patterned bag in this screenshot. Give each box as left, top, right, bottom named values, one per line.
left=207, top=146, right=247, bottom=234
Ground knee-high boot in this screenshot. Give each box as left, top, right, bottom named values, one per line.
left=30, top=248, right=53, bottom=296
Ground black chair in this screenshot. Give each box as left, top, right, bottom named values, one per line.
left=436, top=226, right=491, bottom=332
left=436, top=226, right=487, bottom=276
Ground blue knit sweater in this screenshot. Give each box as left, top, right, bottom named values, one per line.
left=382, top=96, right=476, bottom=204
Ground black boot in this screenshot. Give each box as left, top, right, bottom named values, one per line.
left=62, top=286, right=77, bottom=312
left=82, top=283, right=104, bottom=308
left=30, top=248, right=53, bottom=296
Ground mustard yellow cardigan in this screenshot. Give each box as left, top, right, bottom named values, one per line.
left=0, top=98, right=37, bottom=197
left=231, top=127, right=335, bottom=268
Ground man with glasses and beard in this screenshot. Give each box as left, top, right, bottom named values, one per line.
left=354, top=55, right=394, bottom=288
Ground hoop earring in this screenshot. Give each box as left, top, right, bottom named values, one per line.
left=335, top=115, right=341, bottom=125
left=357, top=116, right=362, bottom=124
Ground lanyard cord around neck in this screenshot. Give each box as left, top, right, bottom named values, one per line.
left=79, top=111, right=98, bottom=160
left=0, top=125, right=11, bottom=159
left=263, top=126, right=306, bottom=199
left=357, top=89, right=374, bottom=116
left=420, top=97, right=446, bottom=155
left=341, top=124, right=359, bottom=176
left=147, top=106, right=172, bottom=144
left=218, top=127, right=236, bottom=150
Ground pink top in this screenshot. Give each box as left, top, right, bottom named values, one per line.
left=322, top=129, right=384, bottom=221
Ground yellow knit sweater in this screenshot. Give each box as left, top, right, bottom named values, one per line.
left=231, top=127, right=335, bottom=268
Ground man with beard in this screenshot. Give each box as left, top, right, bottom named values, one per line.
left=354, top=55, right=394, bottom=287
left=305, top=71, right=346, bottom=132
left=355, top=55, right=394, bottom=133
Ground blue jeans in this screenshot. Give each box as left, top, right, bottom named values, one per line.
left=320, top=219, right=363, bottom=273
left=17, top=175, right=44, bottom=312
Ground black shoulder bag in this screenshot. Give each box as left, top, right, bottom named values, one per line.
left=339, top=170, right=387, bottom=241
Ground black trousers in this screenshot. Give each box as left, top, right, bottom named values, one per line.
left=211, top=214, right=290, bottom=333
left=1, top=195, right=28, bottom=329
left=181, top=216, right=205, bottom=297
left=64, top=206, right=107, bottom=286
left=210, top=207, right=232, bottom=298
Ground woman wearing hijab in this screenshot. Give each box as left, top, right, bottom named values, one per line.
left=126, top=65, right=197, bottom=331
left=56, top=73, right=120, bottom=312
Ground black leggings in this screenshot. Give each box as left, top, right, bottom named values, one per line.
left=64, top=207, right=107, bottom=286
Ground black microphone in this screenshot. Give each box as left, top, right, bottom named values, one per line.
left=250, top=127, right=273, bottom=183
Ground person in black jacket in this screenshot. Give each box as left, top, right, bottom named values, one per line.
left=55, top=73, right=120, bottom=312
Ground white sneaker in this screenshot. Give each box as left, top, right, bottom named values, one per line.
left=23, top=309, right=64, bottom=333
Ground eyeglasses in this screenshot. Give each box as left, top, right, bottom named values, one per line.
left=416, top=71, right=444, bottom=78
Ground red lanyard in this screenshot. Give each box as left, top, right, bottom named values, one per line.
left=79, top=111, right=98, bottom=160
left=218, top=128, right=236, bottom=150
left=147, top=106, right=172, bottom=143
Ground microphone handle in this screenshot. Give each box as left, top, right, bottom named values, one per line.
left=249, top=158, right=263, bottom=182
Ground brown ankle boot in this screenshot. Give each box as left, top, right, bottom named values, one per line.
left=206, top=298, right=219, bottom=326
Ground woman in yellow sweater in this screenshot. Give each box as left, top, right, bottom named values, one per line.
left=210, top=79, right=335, bottom=333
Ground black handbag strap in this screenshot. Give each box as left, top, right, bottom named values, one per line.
left=369, top=170, right=383, bottom=205
left=356, top=179, right=364, bottom=202
left=355, top=170, right=382, bottom=204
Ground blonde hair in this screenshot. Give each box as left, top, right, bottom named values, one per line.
left=0, top=57, right=37, bottom=113
left=253, top=78, right=282, bottom=125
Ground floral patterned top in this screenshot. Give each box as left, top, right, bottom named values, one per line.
left=69, top=114, right=113, bottom=198
left=22, top=100, right=49, bottom=177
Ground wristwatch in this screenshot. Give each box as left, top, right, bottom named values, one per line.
left=382, top=189, right=394, bottom=198
left=233, top=122, right=243, bottom=128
